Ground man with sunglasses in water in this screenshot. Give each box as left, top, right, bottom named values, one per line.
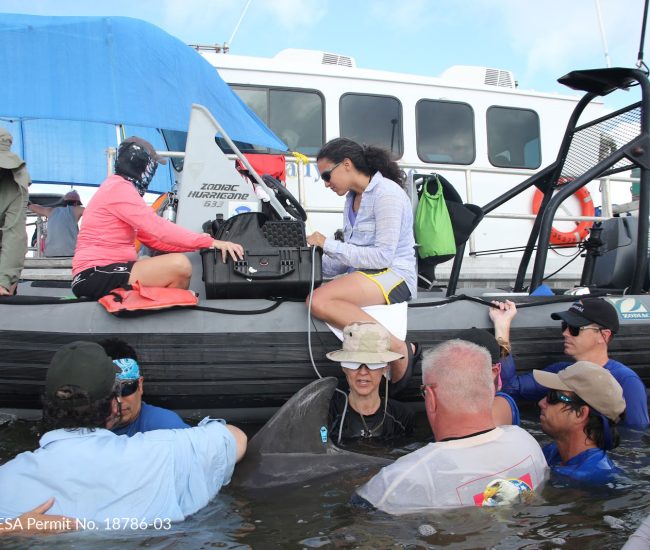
left=100, top=338, right=189, bottom=435
left=534, top=361, right=626, bottom=483
left=490, top=297, right=648, bottom=429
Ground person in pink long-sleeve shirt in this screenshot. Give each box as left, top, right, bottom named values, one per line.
left=71, top=137, right=243, bottom=300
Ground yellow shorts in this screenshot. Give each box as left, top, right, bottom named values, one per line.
left=357, top=269, right=411, bottom=305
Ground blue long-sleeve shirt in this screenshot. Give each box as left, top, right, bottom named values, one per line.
left=543, top=442, right=621, bottom=483
left=322, top=171, right=417, bottom=298
left=501, top=355, right=649, bottom=429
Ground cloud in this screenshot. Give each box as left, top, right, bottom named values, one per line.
left=489, top=0, right=645, bottom=82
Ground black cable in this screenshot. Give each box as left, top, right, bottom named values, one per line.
left=542, top=248, right=583, bottom=281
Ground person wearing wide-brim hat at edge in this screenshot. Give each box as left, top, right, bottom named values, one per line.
left=0, top=128, right=31, bottom=296
left=327, top=322, right=414, bottom=445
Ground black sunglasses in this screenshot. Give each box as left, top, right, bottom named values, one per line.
left=119, top=380, right=139, bottom=397
left=320, top=161, right=343, bottom=183
left=546, top=389, right=581, bottom=406
left=561, top=321, right=602, bottom=337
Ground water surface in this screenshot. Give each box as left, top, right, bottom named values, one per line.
left=1, top=406, right=648, bottom=549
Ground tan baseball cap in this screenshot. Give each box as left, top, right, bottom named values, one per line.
left=326, top=322, right=403, bottom=364
left=533, top=361, right=625, bottom=422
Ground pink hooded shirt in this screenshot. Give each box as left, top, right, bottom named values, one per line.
left=73, top=175, right=213, bottom=275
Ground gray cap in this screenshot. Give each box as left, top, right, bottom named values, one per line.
left=46, top=341, right=120, bottom=403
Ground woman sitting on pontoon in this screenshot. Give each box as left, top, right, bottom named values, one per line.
left=71, top=136, right=243, bottom=300
left=306, top=138, right=419, bottom=387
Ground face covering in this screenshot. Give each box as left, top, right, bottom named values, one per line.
left=114, top=141, right=159, bottom=196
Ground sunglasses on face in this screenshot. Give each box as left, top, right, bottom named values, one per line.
left=561, top=321, right=602, bottom=337
left=320, top=161, right=343, bottom=183
left=119, top=380, right=139, bottom=397
left=545, top=389, right=581, bottom=406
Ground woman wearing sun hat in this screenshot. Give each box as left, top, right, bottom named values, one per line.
left=327, top=322, right=414, bottom=444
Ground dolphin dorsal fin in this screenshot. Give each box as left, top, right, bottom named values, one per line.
left=247, top=377, right=338, bottom=455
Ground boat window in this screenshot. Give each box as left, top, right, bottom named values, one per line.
left=161, top=129, right=187, bottom=172
left=487, top=106, right=541, bottom=169
left=339, top=94, right=403, bottom=158
left=416, top=100, right=475, bottom=165
left=230, top=85, right=325, bottom=155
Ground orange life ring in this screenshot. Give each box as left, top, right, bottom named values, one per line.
left=531, top=186, right=595, bottom=245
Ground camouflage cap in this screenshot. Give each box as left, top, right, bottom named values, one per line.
left=326, top=322, right=404, bottom=364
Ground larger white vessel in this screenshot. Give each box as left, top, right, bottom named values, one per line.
left=198, top=47, right=635, bottom=285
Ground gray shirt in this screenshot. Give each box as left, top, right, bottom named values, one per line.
left=45, top=205, right=79, bottom=257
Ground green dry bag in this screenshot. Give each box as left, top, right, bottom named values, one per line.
left=414, top=176, right=456, bottom=259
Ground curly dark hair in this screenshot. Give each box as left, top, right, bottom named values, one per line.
left=317, top=138, right=405, bottom=188
left=42, top=384, right=118, bottom=431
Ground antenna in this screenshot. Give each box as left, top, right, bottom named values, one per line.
left=594, top=0, right=611, bottom=67
left=227, top=0, right=253, bottom=50
left=637, top=0, right=649, bottom=72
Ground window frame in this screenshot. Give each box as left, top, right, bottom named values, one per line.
left=230, top=84, right=326, bottom=155
left=338, top=92, right=404, bottom=159
left=486, top=105, right=541, bottom=169
left=415, top=98, right=476, bottom=165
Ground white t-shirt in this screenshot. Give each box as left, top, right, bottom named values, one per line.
left=355, top=425, right=548, bottom=514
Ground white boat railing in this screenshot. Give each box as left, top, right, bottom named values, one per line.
left=101, top=149, right=639, bottom=258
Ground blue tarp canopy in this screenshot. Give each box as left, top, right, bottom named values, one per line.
left=0, top=13, right=286, bottom=192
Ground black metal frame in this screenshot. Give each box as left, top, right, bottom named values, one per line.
left=447, top=68, right=650, bottom=296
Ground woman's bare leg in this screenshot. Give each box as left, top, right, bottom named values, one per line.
left=308, top=272, right=412, bottom=380
left=129, top=253, right=192, bottom=288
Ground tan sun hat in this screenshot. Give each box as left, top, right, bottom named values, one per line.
left=326, top=322, right=403, bottom=364
left=533, top=361, right=625, bottom=422
left=0, top=128, right=25, bottom=170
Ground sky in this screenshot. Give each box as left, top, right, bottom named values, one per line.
left=1, top=0, right=648, bottom=109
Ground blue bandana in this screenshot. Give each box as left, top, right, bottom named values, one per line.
left=113, top=358, right=140, bottom=381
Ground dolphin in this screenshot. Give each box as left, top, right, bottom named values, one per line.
left=232, top=376, right=392, bottom=488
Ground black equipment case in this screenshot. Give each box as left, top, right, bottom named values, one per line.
left=201, top=212, right=322, bottom=299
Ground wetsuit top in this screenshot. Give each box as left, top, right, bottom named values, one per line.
left=501, top=355, right=649, bottom=429
left=111, top=402, right=190, bottom=437
left=543, top=442, right=621, bottom=483
left=328, top=391, right=414, bottom=441
left=496, top=391, right=521, bottom=425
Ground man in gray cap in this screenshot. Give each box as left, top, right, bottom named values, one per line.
left=0, top=341, right=247, bottom=524
left=534, top=361, right=626, bottom=483
left=489, top=297, right=648, bottom=429
left=28, top=189, right=84, bottom=257
left=0, top=127, right=30, bottom=296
